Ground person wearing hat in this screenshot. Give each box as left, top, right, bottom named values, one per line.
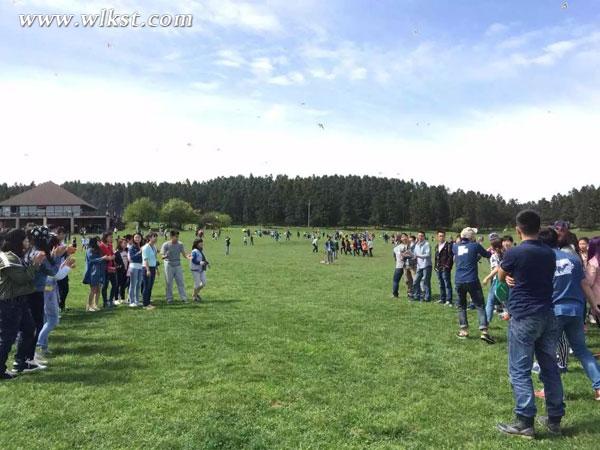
left=452, top=227, right=495, bottom=343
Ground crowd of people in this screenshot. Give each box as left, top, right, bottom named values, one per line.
left=0, top=225, right=209, bottom=379
left=2, top=213, right=600, bottom=440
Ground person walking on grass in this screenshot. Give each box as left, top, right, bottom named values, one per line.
left=83, top=237, right=109, bottom=312
left=0, top=229, right=46, bottom=379
left=532, top=228, right=600, bottom=406
left=190, top=238, right=209, bottom=302
left=160, top=230, right=188, bottom=304
left=496, top=210, right=564, bottom=439
left=127, top=233, right=144, bottom=308
left=434, top=230, right=453, bottom=306
left=452, top=227, right=495, bottom=343
left=142, top=233, right=159, bottom=310
left=412, top=232, right=432, bottom=302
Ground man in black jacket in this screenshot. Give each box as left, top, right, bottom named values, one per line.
left=434, top=231, right=454, bottom=306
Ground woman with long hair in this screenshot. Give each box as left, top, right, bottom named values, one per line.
left=128, top=233, right=144, bottom=307
left=83, top=237, right=109, bottom=312
left=0, top=229, right=46, bottom=378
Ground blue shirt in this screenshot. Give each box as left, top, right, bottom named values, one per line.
left=142, top=244, right=157, bottom=267
left=413, top=240, right=432, bottom=269
left=552, top=248, right=585, bottom=317
left=500, top=239, right=555, bottom=320
left=452, top=240, right=490, bottom=284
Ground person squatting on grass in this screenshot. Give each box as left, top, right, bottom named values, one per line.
left=190, top=238, right=209, bottom=302
left=160, top=230, right=188, bottom=304
left=497, top=210, right=565, bottom=439
left=452, top=227, right=495, bottom=344
left=531, top=228, right=600, bottom=406
left=0, top=229, right=47, bottom=380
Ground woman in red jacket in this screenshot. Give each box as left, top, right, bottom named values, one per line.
left=99, top=231, right=116, bottom=308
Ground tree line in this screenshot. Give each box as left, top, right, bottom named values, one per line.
left=0, top=177, right=598, bottom=229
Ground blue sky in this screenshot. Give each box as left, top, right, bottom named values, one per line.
left=1, top=0, right=599, bottom=201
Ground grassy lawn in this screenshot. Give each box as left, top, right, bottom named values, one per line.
left=1, top=228, right=599, bottom=449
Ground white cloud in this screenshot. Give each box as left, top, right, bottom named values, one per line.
left=190, top=81, right=220, bottom=91
left=268, top=71, right=304, bottom=86
left=309, top=68, right=336, bottom=80
left=216, top=49, right=245, bottom=67
left=485, top=22, right=509, bottom=37
left=250, top=57, right=274, bottom=76
left=2, top=76, right=598, bottom=201
left=349, top=67, right=367, bottom=80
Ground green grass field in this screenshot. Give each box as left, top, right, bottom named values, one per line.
left=1, top=228, right=599, bottom=449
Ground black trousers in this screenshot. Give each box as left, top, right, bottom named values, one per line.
left=117, top=270, right=129, bottom=300
left=24, top=291, right=44, bottom=360
left=102, top=272, right=117, bottom=307
left=57, top=276, right=69, bottom=311
left=0, top=297, right=35, bottom=373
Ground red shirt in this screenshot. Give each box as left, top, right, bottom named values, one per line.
left=99, top=242, right=115, bottom=273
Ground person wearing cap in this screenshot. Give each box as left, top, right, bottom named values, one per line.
left=160, top=230, right=188, bottom=304
left=452, top=227, right=495, bottom=343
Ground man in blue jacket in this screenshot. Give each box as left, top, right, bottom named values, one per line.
left=452, top=227, right=494, bottom=343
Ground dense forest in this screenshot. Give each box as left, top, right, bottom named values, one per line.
left=1, top=177, right=598, bottom=229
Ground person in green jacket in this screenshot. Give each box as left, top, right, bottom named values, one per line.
left=0, top=229, right=46, bottom=379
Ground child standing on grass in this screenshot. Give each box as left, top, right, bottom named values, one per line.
left=115, top=238, right=129, bottom=304
left=190, top=239, right=209, bottom=302
left=83, top=237, right=108, bottom=312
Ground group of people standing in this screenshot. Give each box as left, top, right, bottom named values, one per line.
left=0, top=225, right=210, bottom=381
left=0, top=225, right=75, bottom=377
left=389, top=213, right=600, bottom=438
left=83, top=229, right=210, bottom=311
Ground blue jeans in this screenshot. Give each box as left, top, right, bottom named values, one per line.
left=37, top=289, right=60, bottom=350
left=436, top=269, right=452, bottom=302
left=0, top=297, right=34, bottom=374
left=508, top=311, right=564, bottom=419
left=557, top=315, right=600, bottom=389
left=142, top=267, right=156, bottom=307
left=456, top=281, right=488, bottom=330
left=129, top=268, right=144, bottom=305
left=392, top=268, right=404, bottom=297
left=485, top=279, right=498, bottom=324
left=413, top=266, right=432, bottom=301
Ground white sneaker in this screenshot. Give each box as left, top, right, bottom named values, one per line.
left=129, top=303, right=138, bottom=308
left=34, top=353, right=48, bottom=365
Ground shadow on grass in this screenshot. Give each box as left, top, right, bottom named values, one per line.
left=29, top=358, right=145, bottom=385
